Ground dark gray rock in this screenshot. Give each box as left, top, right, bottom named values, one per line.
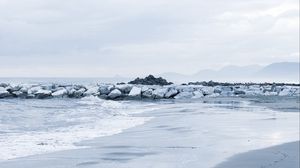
left=128, top=75, right=173, bottom=86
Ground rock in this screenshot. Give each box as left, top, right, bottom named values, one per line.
left=84, top=87, right=100, bottom=96
left=52, top=88, right=68, bottom=98
left=264, top=91, right=278, bottom=96
left=108, top=89, right=122, bottom=99
left=41, top=84, right=55, bottom=91
left=67, top=87, right=86, bottom=98
left=129, top=86, right=142, bottom=98
left=234, top=90, right=246, bottom=95
left=128, top=75, right=173, bottom=86
left=192, top=90, right=204, bottom=99
left=6, top=85, right=22, bottom=93
left=152, top=88, right=168, bottom=99
left=176, top=85, right=195, bottom=92
left=278, top=88, right=292, bottom=96
left=0, top=87, right=10, bottom=98
left=115, top=84, right=132, bottom=94
left=28, top=86, right=42, bottom=95
left=292, top=88, right=300, bottom=96
left=73, top=88, right=86, bottom=98
left=165, top=88, right=178, bottom=98
left=12, top=91, right=27, bottom=98
left=174, top=91, right=193, bottom=99
left=245, top=85, right=263, bottom=96
left=201, top=87, right=214, bottom=96
left=99, top=85, right=111, bottom=95
left=35, top=89, right=52, bottom=99
left=142, top=88, right=154, bottom=98
left=206, top=93, right=220, bottom=97
left=0, top=83, right=9, bottom=88
left=218, top=86, right=233, bottom=96
left=213, top=86, right=222, bottom=94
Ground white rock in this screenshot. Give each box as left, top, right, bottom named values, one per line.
left=201, top=87, right=214, bottom=95
left=84, top=87, right=100, bottom=96
left=141, top=86, right=151, bottom=92
left=28, top=86, right=42, bottom=94
left=35, top=89, right=52, bottom=99
left=206, top=93, right=220, bottom=97
left=279, top=88, right=292, bottom=96
left=0, top=87, right=10, bottom=98
left=142, top=88, right=153, bottom=98
left=52, top=88, right=68, bottom=98
left=192, top=90, right=204, bottom=99
left=174, top=91, right=193, bottom=99
left=116, top=84, right=132, bottom=94
left=264, top=91, right=278, bottom=96
left=152, top=88, right=168, bottom=99
left=98, top=85, right=111, bottom=95
left=12, top=91, right=27, bottom=98
left=165, top=88, right=178, bottom=98
left=292, top=88, right=300, bottom=96
left=129, top=86, right=142, bottom=97
left=108, top=89, right=122, bottom=99
left=213, top=86, right=222, bottom=94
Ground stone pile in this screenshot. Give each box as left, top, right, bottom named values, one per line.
left=0, top=82, right=299, bottom=99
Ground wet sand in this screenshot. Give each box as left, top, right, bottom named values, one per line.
left=216, top=141, right=299, bottom=168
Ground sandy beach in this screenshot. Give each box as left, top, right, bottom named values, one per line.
left=0, top=97, right=298, bottom=168
left=216, top=141, right=299, bottom=168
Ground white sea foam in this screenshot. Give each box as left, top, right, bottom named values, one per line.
left=0, top=97, right=153, bottom=160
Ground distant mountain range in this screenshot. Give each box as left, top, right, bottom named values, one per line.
left=159, top=62, right=300, bottom=83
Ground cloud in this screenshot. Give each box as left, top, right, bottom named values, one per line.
left=0, top=0, right=298, bottom=77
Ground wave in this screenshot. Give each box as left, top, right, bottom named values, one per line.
left=0, top=98, right=153, bottom=160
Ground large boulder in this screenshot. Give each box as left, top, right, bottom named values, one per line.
left=108, top=89, right=122, bottom=99
left=206, top=93, right=221, bottom=97
left=28, top=86, right=42, bottom=95
left=264, top=91, right=278, bottom=96
left=245, top=85, right=263, bottom=96
left=35, top=89, right=52, bottom=99
left=115, top=84, right=132, bottom=94
left=192, top=90, right=204, bottom=99
left=165, top=88, right=178, bottom=98
left=0, top=87, right=10, bottom=98
left=152, top=88, right=168, bottom=99
left=12, top=91, right=27, bottom=98
left=84, top=86, right=100, bottom=96
left=174, top=91, right=193, bottom=99
left=278, top=88, right=293, bottom=96
left=142, top=88, right=154, bottom=98
left=98, top=85, right=111, bottom=95
left=128, top=75, right=173, bottom=86
left=129, top=86, right=142, bottom=98
left=52, top=88, right=68, bottom=98
left=201, top=87, right=214, bottom=96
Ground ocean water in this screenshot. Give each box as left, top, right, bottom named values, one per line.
left=0, top=95, right=299, bottom=164
left=0, top=96, right=155, bottom=160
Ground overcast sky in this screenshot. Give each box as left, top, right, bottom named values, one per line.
left=0, top=0, right=299, bottom=77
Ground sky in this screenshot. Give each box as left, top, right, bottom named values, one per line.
left=0, top=0, right=299, bottom=77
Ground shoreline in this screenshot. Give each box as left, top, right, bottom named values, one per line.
left=0, top=97, right=299, bottom=168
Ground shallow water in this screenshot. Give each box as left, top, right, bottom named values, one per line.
left=0, top=97, right=299, bottom=167
left=0, top=97, right=154, bottom=160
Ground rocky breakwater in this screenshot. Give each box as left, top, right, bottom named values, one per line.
left=0, top=76, right=299, bottom=99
